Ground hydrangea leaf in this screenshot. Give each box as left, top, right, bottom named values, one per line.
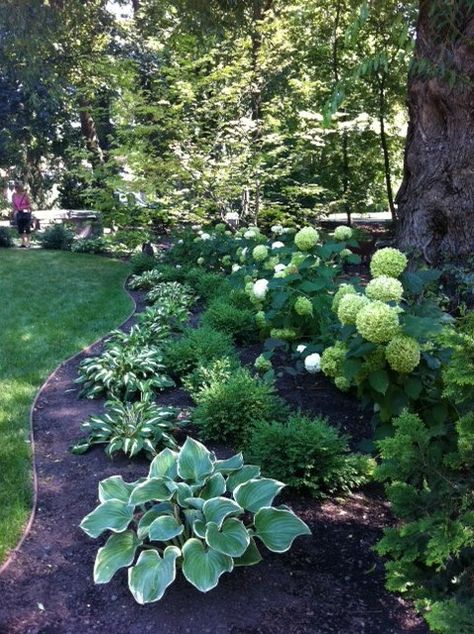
left=182, top=538, right=233, bottom=592
left=177, top=437, right=214, bottom=483
left=254, top=507, right=311, bottom=553
left=205, top=518, right=250, bottom=557
left=94, top=531, right=140, bottom=584
left=233, top=478, right=285, bottom=513
left=128, top=547, right=180, bottom=604
left=80, top=500, right=134, bottom=538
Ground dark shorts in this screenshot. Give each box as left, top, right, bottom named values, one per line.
left=17, top=213, right=32, bottom=235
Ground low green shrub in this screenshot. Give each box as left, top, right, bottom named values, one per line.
left=183, top=268, right=229, bottom=301
left=71, top=237, right=109, bottom=254
left=201, top=298, right=258, bottom=344
left=39, top=224, right=74, bottom=250
left=80, top=437, right=311, bottom=603
left=164, top=326, right=236, bottom=377
left=130, top=251, right=157, bottom=274
left=193, top=368, right=287, bottom=448
left=129, top=269, right=163, bottom=290
left=0, top=226, right=14, bottom=248
left=246, top=414, right=374, bottom=498
left=183, top=357, right=239, bottom=399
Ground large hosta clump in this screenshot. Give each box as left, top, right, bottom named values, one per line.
left=80, top=437, right=311, bottom=603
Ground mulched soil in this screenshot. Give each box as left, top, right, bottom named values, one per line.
left=0, top=290, right=429, bottom=634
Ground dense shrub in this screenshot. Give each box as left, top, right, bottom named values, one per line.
left=0, top=226, right=14, bottom=247
left=193, top=368, right=287, bottom=448
left=183, top=356, right=239, bottom=399
left=39, top=223, right=74, bottom=250
left=164, top=326, right=236, bottom=377
left=201, top=297, right=257, bottom=344
left=71, top=237, right=109, bottom=254
left=130, top=251, right=157, bottom=274
left=246, top=414, right=374, bottom=498
left=183, top=268, right=229, bottom=301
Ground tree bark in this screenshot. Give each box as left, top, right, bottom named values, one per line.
left=78, top=95, right=105, bottom=166
left=396, top=0, right=474, bottom=262
left=377, top=73, right=396, bottom=222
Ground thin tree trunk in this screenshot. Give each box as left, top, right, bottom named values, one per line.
left=377, top=73, right=396, bottom=222
left=78, top=95, right=105, bottom=166
left=396, top=0, right=474, bottom=262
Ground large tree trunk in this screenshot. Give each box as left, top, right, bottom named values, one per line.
left=396, top=1, right=474, bottom=262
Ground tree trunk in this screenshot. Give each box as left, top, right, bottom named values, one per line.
left=396, top=1, right=474, bottom=262
left=377, top=73, right=396, bottom=222
left=78, top=95, right=105, bottom=167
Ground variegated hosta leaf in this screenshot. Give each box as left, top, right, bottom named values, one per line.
left=200, top=472, right=226, bottom=500
left=99, top=475, right=139, bottom=503
left=128, top=546, right=180, bottom=604
left=80, top=500, right=134, bottom=538
left=148, top=515, right=184, bottom=541
left=233, top=538, right=263, bottom=567
left=94, top=530, right=140, bottom=584
left=214, top=453, right=244, bottom=474
left=254, top=507, right=311, bottom=553
left=226, top=465, right=261, bottom=493
left=192, top=519, right=207, bottom=539
left=129, top=477, right=176, bottom=505
left=175, top=482, right=194, bottom=506
left=177, top=437, right=214, bottom=483
left=203, top=497, right=243, bottom=527
left=233, top=478, right=285, bottom=513
left=205, top=518, right=250, bottom=557
left=182, top=538, right=233, bottom=592
left=137, top=503, right=174, bottom=540
left=148, top=448, right=178, bottom=479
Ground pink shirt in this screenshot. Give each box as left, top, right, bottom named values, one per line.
left=12, top=192, right=31, bottom=212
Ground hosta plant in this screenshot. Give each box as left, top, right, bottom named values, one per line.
left=80, top=437, right=311, bottom=603
left=71, top=398, right=187, bottom=458
left=128, top=269, right=163, bottom=290
left=76, top=344, right=174, bottom=400
left=145, top=281, right=194, bottom=310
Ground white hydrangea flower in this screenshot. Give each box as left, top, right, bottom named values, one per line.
left=296, top=344, right=307, bottom=354
left=191, top=224, right=201, bottom=231
left=231, top=264, right=241, bottom=272
left=244, top=230, right=258, bottom=239
left=200, top=232, right=211, bottom=241
left=271, top=224, right=284, bottom=235
left=304, top=353, right=321, bottom=374
left=253, top=279, right=269, bottom=300
left=272, top=241, right=285, bottom=249
left=177, top=239, right=184, bottom=245
left=274, top=263, right=286, bottom=273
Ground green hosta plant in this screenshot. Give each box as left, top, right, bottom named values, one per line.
left=76, top=344, right=174, bottom=400
left=71, top=398, right=187, bottom=458
left=80, top=437, right=311, bottom=603
left=128, top=269, right=163, bottom=290
left=145, top=281, right=194, bottom=309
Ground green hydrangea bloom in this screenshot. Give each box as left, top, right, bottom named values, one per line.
left=370, top=248, right=408, bottom=279
left=356, top=301, right=400, bottom=344
left=197, top=257, right=205, bottom=266
left=270, top=328, right=298, bottom=341
left=365, top=275, right=403, bottom=303
left=334, top=226, right=353, bottom=241
left=340, top=248, right=352, bottom=258
left=255, top=311, right=266, bottom=328
left=253, top=245, right=269, bottom=261
left=294, top=296, right=313, bottom=317
left=321, top=342, right=347, bottom=378
left=332, top=283, right=357, bottom=313
left=222, top=255, right=232, bottom=266
left=291, top=251, right=307, bottom=266
left=335, top=376, right=351, bottom=392
left=254, top=355, right=272, bottom=373
left=337, top=294, right=369, bottom=325
left=294, top=227, right=319, bottom=251
left=362, top=347, right=386, bottom=374
left=385, top=335, right=421, bottom=373
left=263, top=256, right=280, bottom=271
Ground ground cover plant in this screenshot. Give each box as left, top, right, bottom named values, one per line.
left=0, top=250, right=132, bottom=562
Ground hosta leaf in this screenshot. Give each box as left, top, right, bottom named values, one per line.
left=254, top=507, right=311, bottom=553
left=137, top=503, right=174, bottom=540
left=129, top=478, right=176, bottom=505
left=233, top=538, right=263, bottom=567
left=175, top=482, right=194, bottom=506
left=205, top=519, right=250, bottom=557
left=128, top=546, right=180, bottom=604
left=226, top=466, right=261, bottom=493
left=149, top=515, right=184, bottom=541
left=214, top=453, right=244, bottom=474
left=80, top=500, right=134, bottom=538
left=233, top=478, right=285, bottom=513
left=193, top=519, right=207, bottom=539
left=200, top=473, right=226, bottom=500
left=94, top=530, right=140, bottom=584
left=182, top=538, right=233, bottom=592
left=203, top=497, right=243, bottom=527
left=177, top=437, right=214, bottom=483
left=148, top=448, right=178, bottom=479
left=99, top=476, right=137, bottom=503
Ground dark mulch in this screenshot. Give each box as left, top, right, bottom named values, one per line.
left=0, top=292, right=428, bottom=634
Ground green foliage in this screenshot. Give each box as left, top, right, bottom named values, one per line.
left=71, top=397, right=186, bottom=459
left=146, top=282, right=194, bottom=310
left=183, top=357, right=240, bottom=399
left=128, top=269, right=163, bottom=291
left=130, top=252, right=158, bottom=275
left=80, top=438, right=311, bottom=603
left=201, top=298, right=257, bottom=344
left=164, top=326, right=236, bottom=378
left=71, top=237, right=109, bottom=254
left=39, top=224, right=75, bottom=251
left=183, top=268, right=230, bottom=302
left=0, top=226, right=14, bottom=248
left=193, top=368, right=287, bottom=448
left=246, top=414, right=374, bottom=498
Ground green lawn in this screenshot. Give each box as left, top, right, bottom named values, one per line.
left=0, top=250, right=133, bottom=563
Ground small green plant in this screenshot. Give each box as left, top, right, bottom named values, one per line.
left=71, top=397, right=186, bottom=458
left=129, top=269, right=163, bottom=290
left=201, top=297, right=257, bottom=344
left=183, top=357, right=239, bottom=398
left=80, top=437, right=311, bottom=603
left=130, top=251, right=157, bottom=274
left=0, top=226, right=14, bottom=248
left=193, top=367, right=287, bottom=448
left=76, top=344, right=174, bottom=400
left=39, top=224, right=75, bottom=250
left=146, top=281, right=194, bottom=309
left=164, top=326, right=236, bottom=377
left=246, top=414, right=374, bottom=498
left=183, top=268, right=229, bottom=301
left=71, top=237, right=109, bottom=254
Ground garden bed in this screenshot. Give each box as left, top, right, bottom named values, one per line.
left=0, top=290, right=428, bottom=634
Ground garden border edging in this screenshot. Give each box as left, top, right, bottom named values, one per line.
left=0, top=278, right=137, bottom=576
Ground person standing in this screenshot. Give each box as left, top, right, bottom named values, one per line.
left=12, top=182, right=32, bottom=248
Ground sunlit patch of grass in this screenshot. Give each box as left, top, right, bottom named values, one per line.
left=0, top=250, right=132, bottom=562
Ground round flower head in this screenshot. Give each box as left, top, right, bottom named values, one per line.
left=255, top=311, right=266, bottom=328
left=222, top=255, right=232, bottom=266
left=197, top=257, right=205, bottom=266
left=334, top=225, right=353, bottom=241
left=282, top=227, right=296, bottom=235
left=370, top=248, right=408, bottom=279
left=274, top=263, right=286, bottom=274
left=274, top=270, right=286, bottom=279
left=271, top=224, right=284, bottom=235
left=291, top=251, right=307, bottom=267
left=200, top=232, right=211, bottom=241
left=340, top=248, right=352, bottom=258
left=272, top=241, right=285, bottom=249
left=244, top=229, right=258, bottom=240
left=385, top=335, right=421, bottom=374
left=356, top=301, right=400, bottom=344
left=296, top=344, right=307, bottom=354
left=270, top=328, right=298, bottom=341
left=253, top=245, right=269, bottom=261
left=332, top=283, right=357, bottom=313
left=335, top=376, right=351, bottom=392
left=231, top=264, right=241, bottom=273
left=253, top=279, right=269, bottom=300
left=304, top=353, right=321, bottom=374
left=254, top=355, right=272, bottom=373
left=365, top=275, right=404, bottom=303
left=294, top=227, right=319, bottom=251
left=337, top=294, right=369, bottom=325
left=245, top=281, right=254, bottom=295
left=321, top=342, right=347, bottom=378
left=294, top=296, right=313, bottom=317
left=191, top=224, right=201, bottom=231
left=263, top=256, right=279, bottom=271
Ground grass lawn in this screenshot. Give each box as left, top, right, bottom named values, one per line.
left=0, top=250, right=133, bottom=563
